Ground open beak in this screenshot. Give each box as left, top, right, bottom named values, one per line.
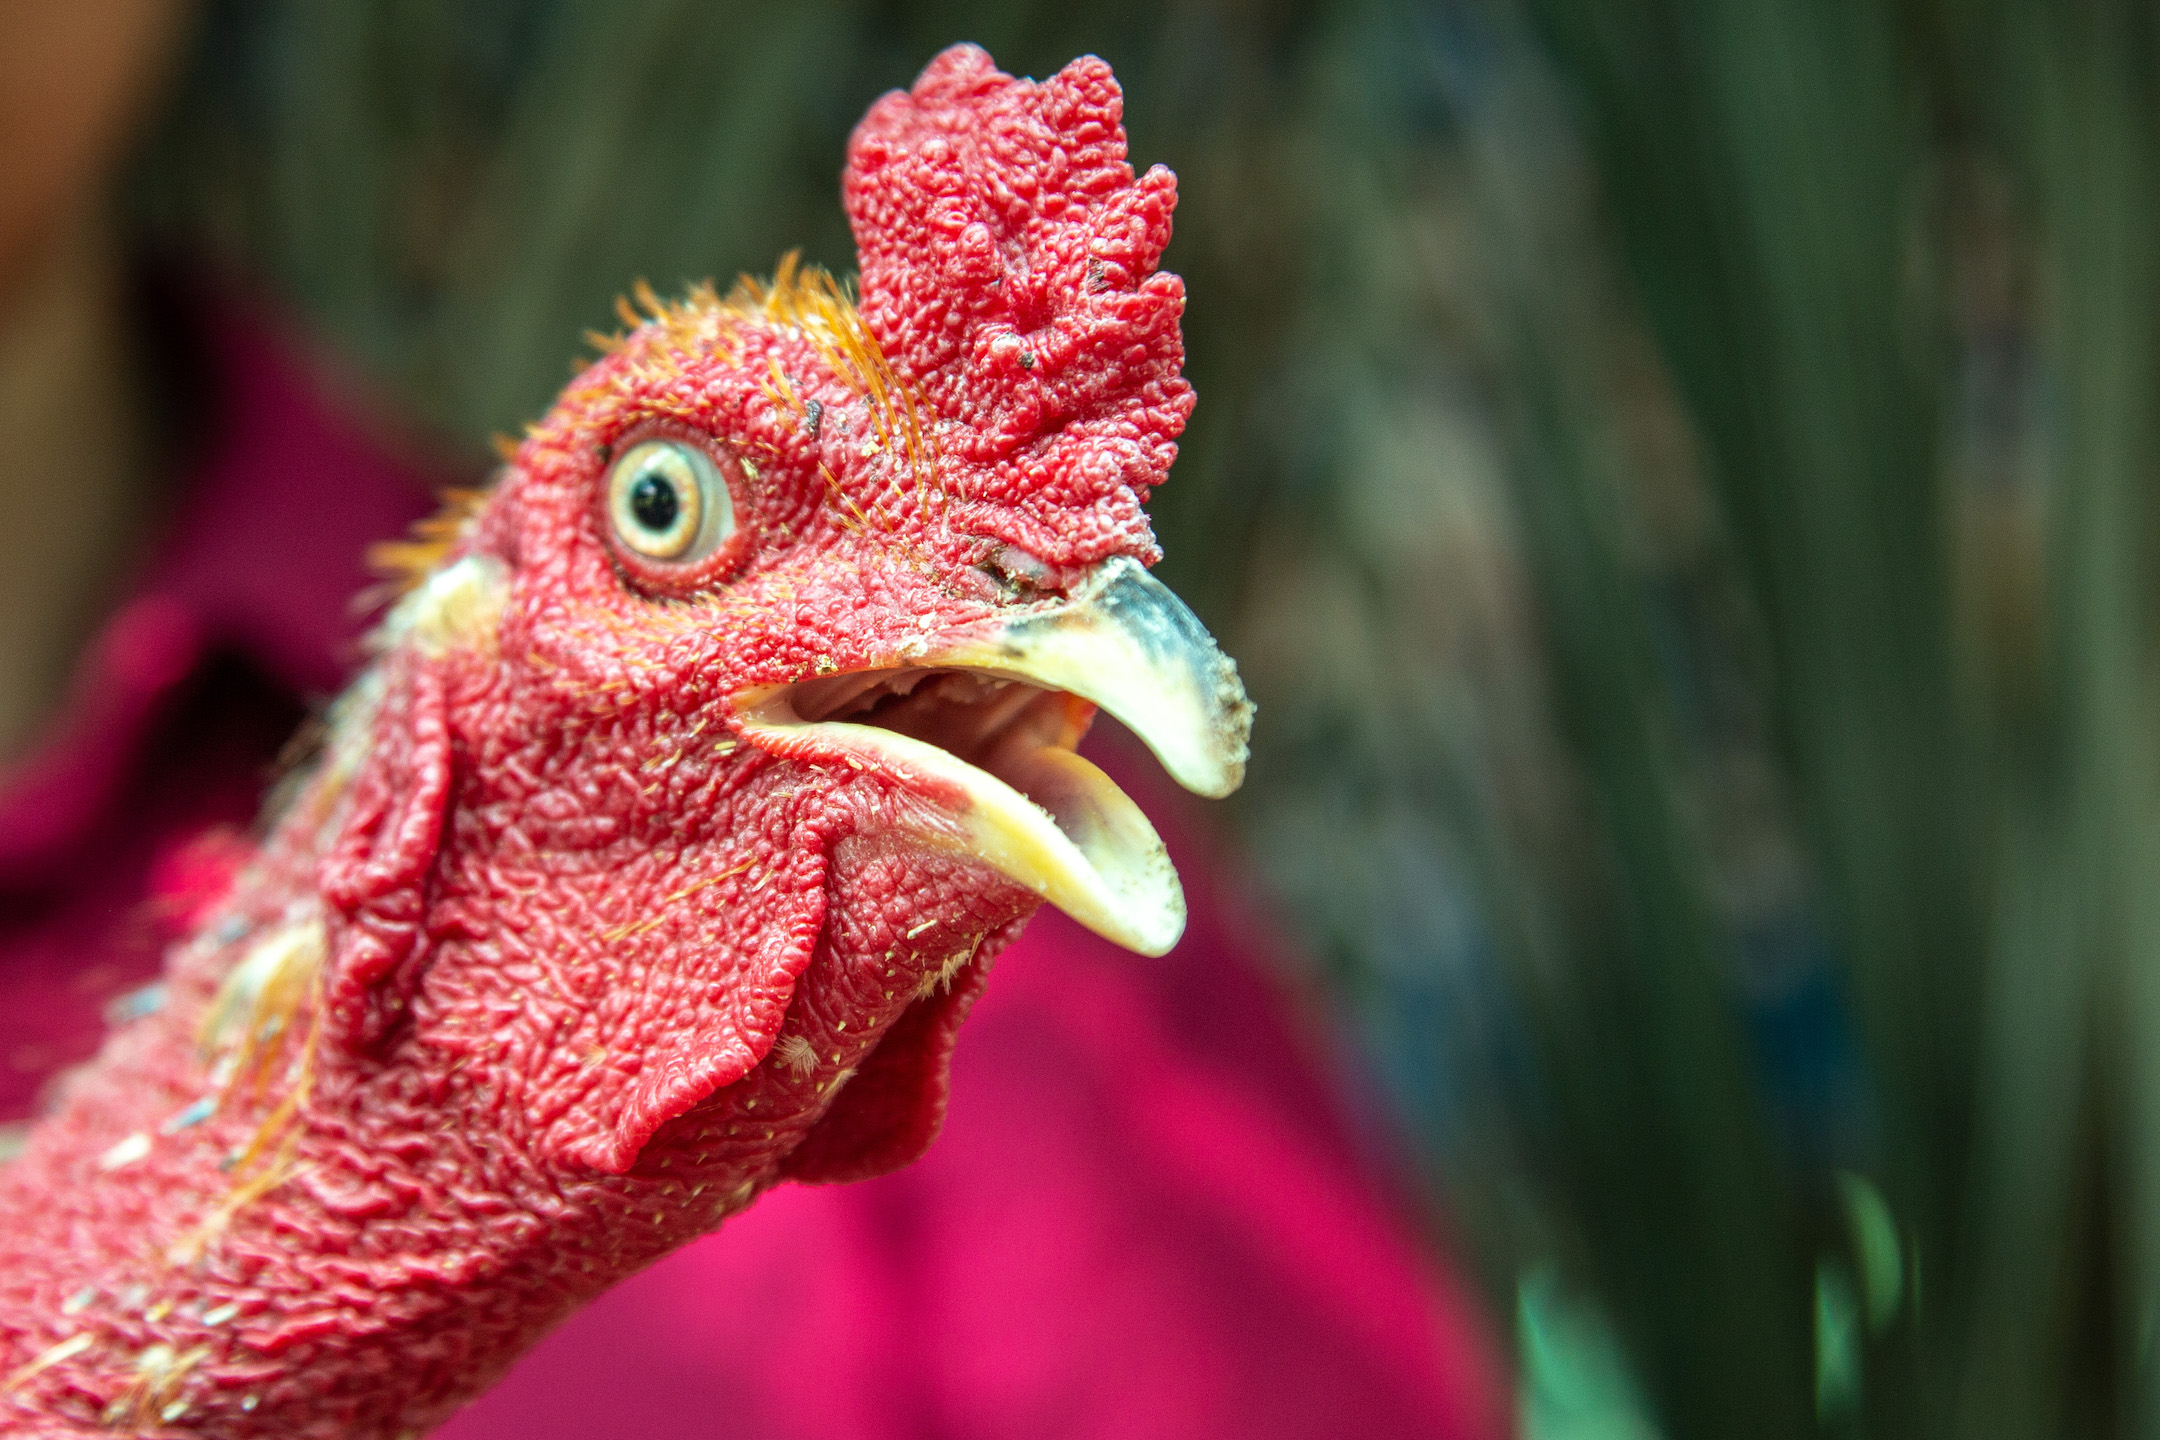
left=734, top=557, right=1254, bottom=956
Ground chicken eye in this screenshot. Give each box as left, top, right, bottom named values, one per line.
left=606, top=440, right=732, bottom=562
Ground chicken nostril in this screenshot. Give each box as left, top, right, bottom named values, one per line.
left=981, top=543, right=1054, bottom=596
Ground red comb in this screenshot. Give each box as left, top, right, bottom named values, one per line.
left=845, top=45, right=1193, bottom=564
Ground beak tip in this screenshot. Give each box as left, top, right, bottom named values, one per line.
left=1174, top=755, right=1247, bottom=800
left=1100, top=894, right=1187, bottom=957
left=1167, top=682, right=1254, bottom=799
left=1131, top=928, right=1183, bottom=959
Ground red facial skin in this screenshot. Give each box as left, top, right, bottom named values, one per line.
left=0, top=45, right=1193, bottom=1438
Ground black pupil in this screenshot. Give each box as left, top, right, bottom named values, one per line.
left=629, top=470, right=680, bottom=534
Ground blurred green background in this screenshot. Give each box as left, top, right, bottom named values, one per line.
left=125, top=1, right=2160, bottom=1434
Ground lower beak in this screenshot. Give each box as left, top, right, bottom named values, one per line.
left=734, top=556, right=1254, bottom=956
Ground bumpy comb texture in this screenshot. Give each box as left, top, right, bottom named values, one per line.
left=844, top=44, right=1193, bottom=566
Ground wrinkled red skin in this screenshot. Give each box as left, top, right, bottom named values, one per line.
left=0, top=46, right=1193, bottom=1438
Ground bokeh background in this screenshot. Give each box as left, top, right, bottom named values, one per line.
left=27, top=0, right=2160, bottom=1434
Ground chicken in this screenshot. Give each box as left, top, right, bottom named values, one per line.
left=0, top=44, right=1250, bottom=1438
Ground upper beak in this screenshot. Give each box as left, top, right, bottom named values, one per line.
left=929, top=557, right=1254, bottom=800
left=733, top=556, right=1253, bottom=956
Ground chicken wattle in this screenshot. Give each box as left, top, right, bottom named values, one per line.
left=0, top=44, right=1251, bottom=1438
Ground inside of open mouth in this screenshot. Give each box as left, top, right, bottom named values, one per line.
left=784, top=668, right=1097, bottom=786
left=750, top=665, right=1184, bottom=955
